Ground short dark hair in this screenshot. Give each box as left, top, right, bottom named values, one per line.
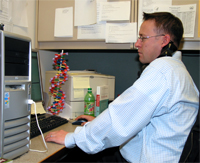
left=143, top=12, right=183, bottom=48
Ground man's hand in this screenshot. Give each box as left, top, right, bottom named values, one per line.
left=45, top=130, right=68, bottom=145
left=75, top=115, right=95, bottom=126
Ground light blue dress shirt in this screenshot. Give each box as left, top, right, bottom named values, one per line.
left=65, top=51, right=199, bottom=163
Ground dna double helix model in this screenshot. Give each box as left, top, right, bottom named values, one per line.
left=47, top=51, right=69, bottom=115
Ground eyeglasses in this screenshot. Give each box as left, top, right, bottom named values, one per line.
left=138, top=34, right=165, bottom=42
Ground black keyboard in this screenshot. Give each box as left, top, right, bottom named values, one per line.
left=30, top=113, right=68, bottom=139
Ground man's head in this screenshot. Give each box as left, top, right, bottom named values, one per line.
left=135, top=12, right=184, bottom=64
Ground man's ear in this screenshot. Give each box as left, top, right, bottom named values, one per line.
left=161, top=34, right=171, bottom=48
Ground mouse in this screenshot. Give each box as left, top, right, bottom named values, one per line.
left=72, top=118, right=88, bottom=125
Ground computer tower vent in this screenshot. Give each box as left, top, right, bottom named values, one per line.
left=3, top=116, right=30, bottom=159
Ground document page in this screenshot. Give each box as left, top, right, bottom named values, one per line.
left=12, top=0, right=28, bottom=27
left=31, top=102, right=46, bottom=114
left=77, top=24, right=105, bottom=39
left=169, top=4, right=196, bottom=37
left=99, top=1, right=131, bottom=21
left=54, top=7, right=73, bottom=37
left=74, top=0, right=97, bottom=26
left=73, top=77, right=90, bottom=98
left=106, top=23, right=137, bottom=43
left=0, top=0, right=12, bottom=31
left=77, top=0, right=106, bottom=39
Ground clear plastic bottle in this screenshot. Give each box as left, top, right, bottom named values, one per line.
left=84, top=88, right=95, bottom=117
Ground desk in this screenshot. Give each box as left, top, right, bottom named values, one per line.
left=14, top=122, right=77, bottom=162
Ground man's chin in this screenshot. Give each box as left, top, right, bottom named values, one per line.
left=139, top=57, right=145, bottom=64
left=139, top=59, right=149, bottom=64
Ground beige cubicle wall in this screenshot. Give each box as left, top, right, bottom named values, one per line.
left=36, top=0, right=135, bottom=50
left=35, top=0, right=200, bottom=50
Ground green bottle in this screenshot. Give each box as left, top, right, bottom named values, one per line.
left=84, top=88, right=95, bottom=116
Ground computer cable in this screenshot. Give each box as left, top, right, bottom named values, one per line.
left=27, top=99, right=48, bottom=153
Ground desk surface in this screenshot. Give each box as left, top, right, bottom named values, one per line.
left=14, top=122, right=77, bottom=163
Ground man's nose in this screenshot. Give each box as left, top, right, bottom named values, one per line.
left=134, top=39, right=141, bottom=49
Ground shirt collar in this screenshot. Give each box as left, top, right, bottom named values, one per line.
left=172, top=51, right=182, bottom=60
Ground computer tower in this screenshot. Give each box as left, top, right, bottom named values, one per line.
left=0, top=31, right=31, bottom=159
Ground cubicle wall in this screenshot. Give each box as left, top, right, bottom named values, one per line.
left=36, top=0, right=134, bottom=49
left=34, top=0, right=200, bottom=100
left=66, top=50, right=200, bottom=97
left=38, top=49, right=199, bottom=99
left=0, top=0, right=199, bottom=50
left=36, top=0, right=200, bottom=50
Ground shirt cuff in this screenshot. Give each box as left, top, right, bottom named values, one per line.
left=64, top=126, right=83, bottom=148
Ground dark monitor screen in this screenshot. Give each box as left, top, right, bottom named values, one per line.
left=5, top=36, right=30, bottom=76
left=31, top=51, right=43, bottom=102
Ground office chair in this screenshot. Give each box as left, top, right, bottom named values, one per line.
left=179, top=95, right=200, bottom=162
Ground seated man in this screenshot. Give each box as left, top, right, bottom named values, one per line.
left=45, top=12, right=199, bottom=162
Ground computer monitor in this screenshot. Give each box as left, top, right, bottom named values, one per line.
left=3, top=32, right=31, bottom=81
left=31, top=50, right=43, bottom=102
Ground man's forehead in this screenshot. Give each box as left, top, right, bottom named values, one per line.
left=139, top=20, right=156, bottom=35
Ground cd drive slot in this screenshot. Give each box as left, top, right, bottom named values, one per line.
left=5, top=84, right=25, bottom=91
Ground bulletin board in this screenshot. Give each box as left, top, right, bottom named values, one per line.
left=36, top=0, right=199, bottom=50
left=36, top=0, right=136, bottom=49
